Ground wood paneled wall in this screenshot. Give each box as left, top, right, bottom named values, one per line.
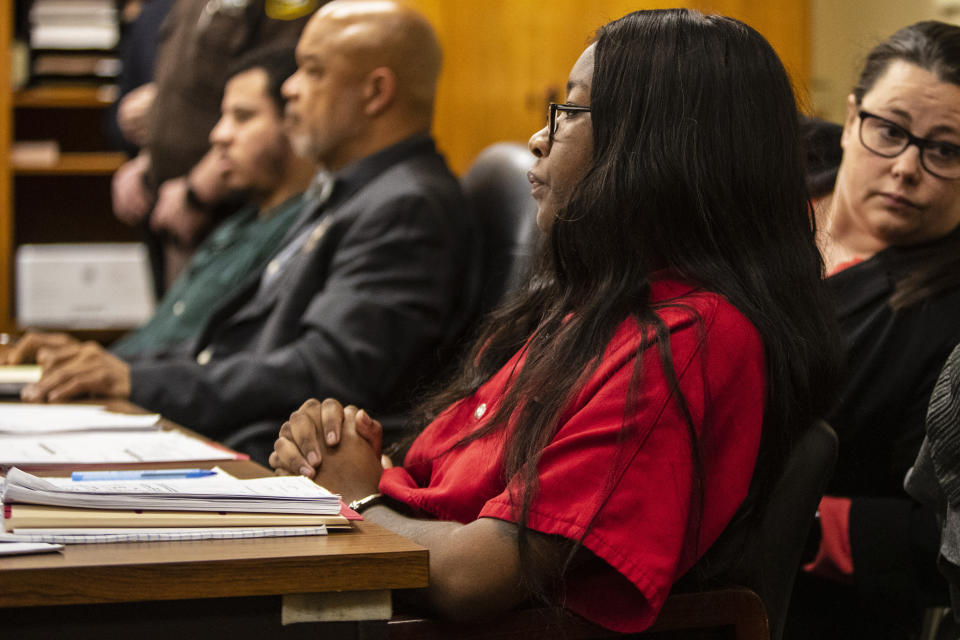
left=703, top=0, right=811, bottom=95
left=408, top=0, right=811, bottom=174
left=0, top=1, right=808, bottom=333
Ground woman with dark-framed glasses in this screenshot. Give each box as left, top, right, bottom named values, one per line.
left=789, top=20, right=960, bottom=640
left=271, top=8, right=837, bottom=633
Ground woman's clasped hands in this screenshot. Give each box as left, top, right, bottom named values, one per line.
left=270, top=398, right=385, bottom=503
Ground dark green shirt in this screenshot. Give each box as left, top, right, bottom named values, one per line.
left=112, top=194, right=303, bottom=359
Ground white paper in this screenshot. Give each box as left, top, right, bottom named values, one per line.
left=0, top=403, right=160, bottom=434
left=0, top=527, right=324, bottom=544
left=0, top=430, right=236, bottom=465
left=3, top=468, right=340, bottom=515
left=0, top=541, right=63, bottom=555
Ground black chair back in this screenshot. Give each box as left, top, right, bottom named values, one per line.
left=749, top=419, right=838, bottom=640
left=460, top=142, right=539, bottom=314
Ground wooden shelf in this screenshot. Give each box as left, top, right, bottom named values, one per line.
left=13, top=85, right=117, bottom=108
left=13, top=151, right=127, bottom=175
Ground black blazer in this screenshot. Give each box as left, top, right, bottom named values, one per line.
left=128, top=136, right=480, bottom=441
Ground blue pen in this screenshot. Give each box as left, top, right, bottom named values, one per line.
left=71, top=469, right=218, bottom=481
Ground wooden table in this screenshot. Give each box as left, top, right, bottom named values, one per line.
left=0, top=409, right=429, bottom=639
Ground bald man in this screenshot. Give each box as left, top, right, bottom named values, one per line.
left=16, top=1, right=480, bottom=462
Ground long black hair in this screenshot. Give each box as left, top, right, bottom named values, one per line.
left=851, top=21, right=960, bottom=309
left=419, top=8, right=839, bottom=596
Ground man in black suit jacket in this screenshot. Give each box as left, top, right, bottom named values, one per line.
left=10, top=1, right=480, bottom=459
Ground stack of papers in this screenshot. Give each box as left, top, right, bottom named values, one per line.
left=0, top=430, right=240, bottom=467
left=0, top=403, right=160, bottom=434
left=0, top=403, right=244, bottom=468
left=29, top=0, right=120, bottom=50
left=0, top=402, right=345, bottom=549
left=1, top=468, right=350, bottom=544
left=3, top=467, right=342, bottom=514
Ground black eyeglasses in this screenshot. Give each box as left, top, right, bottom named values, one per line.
left=858, top=110, right=960, bottom=180
left=548, top=102, right=591, bottom=145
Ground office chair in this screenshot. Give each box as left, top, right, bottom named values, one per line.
left=741, top=419, right=838, bottom=640
left=388, top=420, right=838, bottom=640
left=460, top=142, right=539, bottom=315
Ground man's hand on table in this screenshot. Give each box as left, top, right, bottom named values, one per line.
left=0, top=331, right=79, bottom=365
left=20, top=341, right=131, bottom=403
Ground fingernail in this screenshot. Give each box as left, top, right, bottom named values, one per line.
left=358, top=410, right=371, bottom=424
left=300, top=466, right=314, bottom=477
left=307, top=451, right=319, bottom=466
left=326, top=431, right=337, bottom=445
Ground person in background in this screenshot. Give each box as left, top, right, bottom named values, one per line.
left=800, top=115, right=843, bottom=219
left=5, top=47, right=312, bottom=367
left=111, top=0, right=317, bottom=295
left=787, top=21, right=960, bottom=640
left=271, top=8, right=837, bottom=631
left=111, top=47, right=316, bottom=358
left=107, top=0, right=175, bottom=156
left=7, top=1, right=479, bottom=465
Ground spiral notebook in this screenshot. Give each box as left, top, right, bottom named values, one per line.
left=0, top=525, right=327, bottom=544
